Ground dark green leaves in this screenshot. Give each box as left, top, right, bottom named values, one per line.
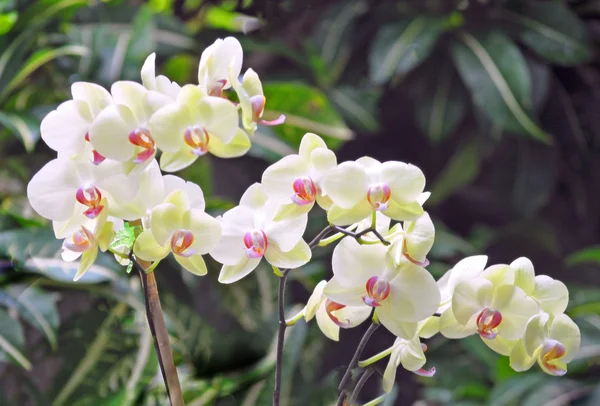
left=414, top=65, right=468, bottom=143
left=501, top=1, right=592, bottom=66
left=369, top=17, right=446, bottom=84
left=0, top=308, right=31, bottom=369
left=0, top=285, right=60, bottom=350
left=452, top=31, right=550, bottom=143
left=262, top=82, right=352, bottom=151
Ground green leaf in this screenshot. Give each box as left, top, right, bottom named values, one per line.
left=565, top=246, right=600, bottom=267
left=312, top=1, right=367, bottom=84
left=0, top=285, right=60, bottom=350
left=521, top=378, right=583, bottom=406
left=0, top=11, right=18, bottom=36
left=511, top=141, right=557, bottom=217
left=451, top=31, right=550, bottom=143
left=0, top=227, right=119, bottom=284
left=501, top=1, right=592, bottom=65
left=488, top=373, right=546, bottom=406
left=52, top=303, right=129, bottom=406
left=0, top=308, right=31, bottom=369
left=414, top=64, right=467, bottom=143
left=369, top=17, right=446, bottom=84
left=428, top=139, right=480, bottom=206
left=330, top=86, right=380, bottom=132
left=0, top=111, right=40, bottom=152
left=262, top=82, right=352, bottom=150
left=0, top=45, right=88, bottom=101
left=204, top=6, right=261, bottom=33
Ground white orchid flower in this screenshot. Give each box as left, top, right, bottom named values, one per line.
left=41, top=82, right=113, bottom=163
left=198, top=36, right=243, bottom=97
left=510, top=313, right=580, bottom=376
left=302, top=280, right=371, bottom=341
left=323, top=157, right=427, bottom=226
left=27, top=158, right=139, bottom=223
left=210, top=183, right=311, bottom=284
left=133, top=186, right=221, bottom=276
left=149, top=84, right=246, bottom=172
left=323, top=238, right=440, bottom=339
left=229, top=67, right=285, bottom=135
left=262, top=133, right=337, bottom=219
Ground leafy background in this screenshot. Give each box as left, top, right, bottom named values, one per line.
left=1, top=0, right=600, bottom=404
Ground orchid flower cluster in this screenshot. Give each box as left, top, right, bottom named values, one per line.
left=26, top=36, right=579, bottom=400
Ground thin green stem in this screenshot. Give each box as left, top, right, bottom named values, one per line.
left=285, top=309, right=305, bottom=326
left=358, top=347, right=394, bottom=368
left=362, top=394, right=387, bottom=406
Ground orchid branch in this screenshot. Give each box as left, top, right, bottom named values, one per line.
left=131, top=255, right=184, bottom=406
left=273, top=224, right=336, bottom=406
left=336, top=321, right=380, bottom=405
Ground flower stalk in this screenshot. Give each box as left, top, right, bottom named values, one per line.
left=132, top=255, right=184, bottom=406
left=337, top=321, right=380, bottom=405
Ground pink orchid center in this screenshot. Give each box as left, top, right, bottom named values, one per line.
left=243, top=229, right=268, bottom=258
left=476, top=308, right=503, bottom=339
left=367, top=183, right=391, bottom=211
left=402, top=239, right=430, bottom=267
left=208, top=79, right=227, bottom=97
left=291, top=176, right=317, bottom=206
left=184, top=126, right=210, bottom=156
left=540, top=339, right=567, bottom=376
left=84, top=132, right=106, bottom=165
left=64, top=226, right=94, bottom=252
left=75, top=186, right=104, bottom=219
left=325, top=299, right=351, bottom=328
left=128, top=128, right=155, bottom=164
left=363, top=276, right=391, bottom=307
left=249, top=94, right=285, bottom=126
left=414, top=342, right=436, bottom=377
left=170, top=230, right=196, bottom=257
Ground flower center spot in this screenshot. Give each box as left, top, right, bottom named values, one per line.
left=170, top=230, right=196, bottom=257
left=75, top=186, right=104, bottom=219
left=291, top=177, right=317, bottom=206
left=64, top=226, right=94, bottom=252
left=243, top=229, right=268, bottom=258
left=367, top=183, right=391, bottom=211
left=128, top=128, right=155, bottom=164
left=476, top=308, right=502, bottom=339
left=363, top=276, right=391, bottom=307
left=184, top=126, right=210, bottom=156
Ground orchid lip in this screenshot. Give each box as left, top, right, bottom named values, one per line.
left=208, top=79, right=227, bottom=97
left=243, top=229, right=268, bottom=258
left=63, top=226, right=94, bottom=252
left=367, top=183, right=391, bottom=211
left=290, top=176, right=317, bottom=206
left=184, top=126, right=210, bottom=156
left=170, top=230, right=195, bottom=257
left=476, top=308, right=502, bottom=339
left=250, top=95, right=266, bottom=121
left=362, top=276, right=391, bottom=307
left=414, top=366, right=436, bottom=377
left=128, top=128, right=155, bottom=164
left=402, top=239, right=430, bottom=267
left=540, top=339, right=567, bottom=376
left=325, top=299, right=351, bottom=328
left=75, top=186, right=104, bottom=219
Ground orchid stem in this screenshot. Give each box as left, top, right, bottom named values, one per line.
left=362, top=394, right=387, bottom=406
left=337, top=321, right=380, bottom=404
left=273, top=224, right=335, bottom=406
left=133, top=257, right=184, bottom=406
left=358, top=346, right=394, bottom=368
left=350, top=368, right=374, bottom=404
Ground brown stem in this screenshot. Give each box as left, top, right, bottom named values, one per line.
left=273, top=225, right=335, bottom=406
left=134, top=257, right=184, bottom=406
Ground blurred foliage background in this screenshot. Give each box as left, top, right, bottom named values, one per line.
left=1, top=0, right=600, bottom=404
